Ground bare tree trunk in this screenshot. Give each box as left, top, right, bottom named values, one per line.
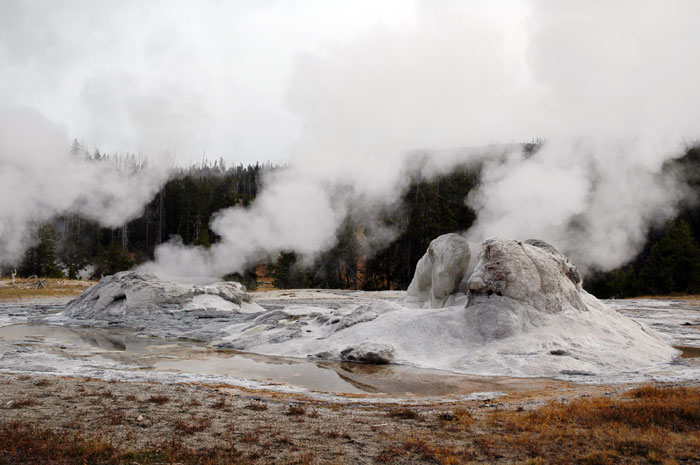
left=121, top=224, right=128, bottom=250
left=158, top=191, right=164, bottom=244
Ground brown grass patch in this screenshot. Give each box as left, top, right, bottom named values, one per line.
left=378, top=434, right=472, bottom=464
left=245, top=402, right=268, bottom=411
left=285, top=404, right=306, bottom=416
left=0, top=420, right=244, bottom=464
left=172, top=417, right=212, bottom=435
left=108, top=409, right=125, bottom=425
left=146, top=394, right=170, bottom=405
left=377, top=385, right=700, bottom=464
left=483, top=385, right=700, bottom=463
left=0, top=278, right=95, bottom=301
left=212, top=396, right=229, bottom=409
left=8, top=398, right=37, bottom=409
left=386, top=407, right=422, bottom=420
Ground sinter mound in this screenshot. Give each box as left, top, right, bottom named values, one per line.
left=57, top=238, right=678, bottom=378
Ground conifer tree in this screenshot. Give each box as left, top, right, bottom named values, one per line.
left=19, top=224, right=64, bottom=278
left=641, top=219, right=700, bottom=294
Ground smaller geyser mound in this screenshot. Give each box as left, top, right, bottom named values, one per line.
left=61, top=271, right=263, bottom=339
left=406, top=233, right=471, bottom=308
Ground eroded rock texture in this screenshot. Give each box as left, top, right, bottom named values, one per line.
left=467, top=238, right=585, bottom=314
left=406, top=233, right=471, bottom=308
left=62, top=271, right=261, bottom=340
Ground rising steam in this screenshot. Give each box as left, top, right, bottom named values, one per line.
left=142, top=1, right=700, bottom=281
left=0, top=106, right=170, bottom=266
left=2, top=1, right=700, bottom=282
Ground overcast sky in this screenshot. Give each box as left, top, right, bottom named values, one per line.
left=0, top=0, right=531, bottom=164
left=1, top=1, right=699, bottom=166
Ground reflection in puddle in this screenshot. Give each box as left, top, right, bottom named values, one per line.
left=0, top=323, right=197, bottom=354
left=675, top=346, right=700, bottom=358
left=0, top=323, right=569, bottom=396
left=155, top=354, right=368, bottom=393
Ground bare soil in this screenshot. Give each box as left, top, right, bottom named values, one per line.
left=1, top=371, right=698, bottom=464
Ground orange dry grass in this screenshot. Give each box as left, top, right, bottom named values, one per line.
left=0, top=278, right=94, bottom=301
left=486, top=385, right=700, bottom=464
left=379, top=385, right=700, bottom=465
left=492, top=386, right=699, bottom=433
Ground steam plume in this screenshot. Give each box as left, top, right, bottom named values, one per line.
left=143, top=1, right=700, bottom=280
left=0, top=106, right=170, bottom=266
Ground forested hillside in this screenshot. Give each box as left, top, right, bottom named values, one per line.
left=7, top=141, right=700, bottom=297
left=586, top=145, right=700, bottom=297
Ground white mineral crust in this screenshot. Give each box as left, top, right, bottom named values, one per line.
left=406, top=233, right=471, bottom=308
left=57, top=239, right=680, bottom=378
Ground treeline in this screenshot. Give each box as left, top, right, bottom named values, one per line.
left=15, top=141, right=275, bottom=280
left=9, top=141, right=700, bottom=297
left=11, top=142, right=481, bottom=290
left=271, top=165, right=479, bottom=290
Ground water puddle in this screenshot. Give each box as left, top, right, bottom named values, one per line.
left=0, top=323, right=565, bottom=396
left=675, top=345, right=700, bottom=358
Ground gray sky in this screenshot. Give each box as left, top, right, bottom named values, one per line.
left=0, top=0, right=531, bottom=165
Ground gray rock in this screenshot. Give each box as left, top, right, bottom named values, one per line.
left=64, top=271, right=253, bottom=320
left=406, top=233, right=471, bottom=308
left=524, top=239, right=581, bottom=285
left=335, top=305, right=378, bottom=331
left=467, top=238, right=586, bottom=314
left=59, top=271, right=263, bottom=341
left=339, top=342, right=395, bottom=364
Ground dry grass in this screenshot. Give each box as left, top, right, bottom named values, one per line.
left=375, top=385, right=700, bottom=464
left=172, top=417, right=213, bottom=435
left=2, top=374, right=698, bottom=465
left=244, top=402, right=268, bottom=411
left=7, top=398, right=37, bottom=409
left=437, top=407, right=473, bottom=431
left=285, top=404, right=306, bottom=416
left=146, top=394, right=170, bottom=405
left=108, top=409, right=125, bottom=426
left=0, top=278, right=94, bottom=301
left=381, top=385, right=700, bottom=465
left=0, top=420, right=243, bottom=465
left=377, top=434, right=474, bottom=464
left=212, top=396, right=229, bottom=410
left=491, top=385, right=699, bottom=433
left=386, top=407, right=422, bottom=420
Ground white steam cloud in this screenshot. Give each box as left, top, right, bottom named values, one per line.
left=143, top=1, right=700, bottom=281
left=466, top=137, right=692, bottom=272
left=0, top=106, right=170, bottom=266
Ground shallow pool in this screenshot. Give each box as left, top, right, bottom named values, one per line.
left=0, top=323, right=563, bottom=396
